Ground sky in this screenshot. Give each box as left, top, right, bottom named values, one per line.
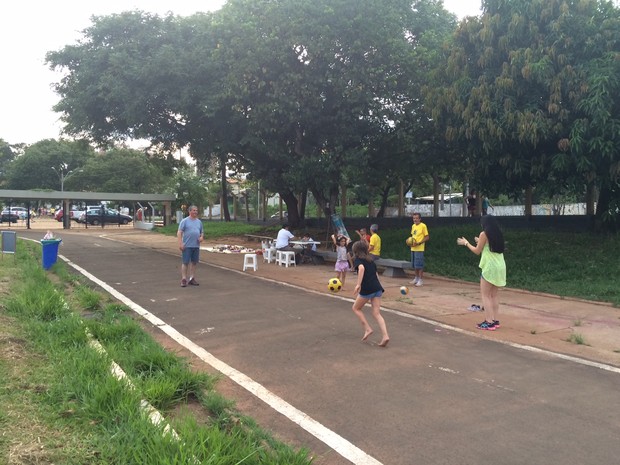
left=0, top=0, right=481, bottom=146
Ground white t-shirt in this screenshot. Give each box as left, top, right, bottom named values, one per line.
left=275, top=228, right=294, bottom=248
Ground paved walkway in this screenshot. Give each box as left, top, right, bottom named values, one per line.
left=89, top=227, right=620, bottom=369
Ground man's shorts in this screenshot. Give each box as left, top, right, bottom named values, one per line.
left=411, top=251, right=425, bottom=270
left=182, top=247, right=200, bottom=264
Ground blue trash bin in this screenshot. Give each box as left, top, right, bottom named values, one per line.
left=41, top=239, right=62, bottom=270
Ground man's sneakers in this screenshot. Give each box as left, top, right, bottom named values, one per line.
left=181, top=277, right=199, bottom=287
left=415, top=279, right=423, bottom=287
left=409, top=277, right=423, bottom=286
left=477, top=320, right=497, bottom=331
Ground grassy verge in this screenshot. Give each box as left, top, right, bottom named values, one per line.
left=0, top=240, right=313, bottom=465
left=160, top=219, right=620, bottom=305
left=380, top=224, right=620, bottom=305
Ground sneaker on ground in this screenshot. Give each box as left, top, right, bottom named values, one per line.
left=415, top=279, right=423, bottom=287
left=181, top=278, right=188, bottom=288
left=409, top=277, right=419, bottom=284
left=493, top=320, right=500, bottom=328
left=477, top=320, right=496, bottom=331
left=188, top=277, right=199, bottom=286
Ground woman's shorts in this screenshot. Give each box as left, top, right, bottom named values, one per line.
left=359, top=290, right=383, bottom=299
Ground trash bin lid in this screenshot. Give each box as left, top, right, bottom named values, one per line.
left=41, top=239, right=62, bottom=244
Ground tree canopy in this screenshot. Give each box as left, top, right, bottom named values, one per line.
left=429, top=0, right=620, bottom=227
left=40, top=0, right=620, bottom=229
left=46, top=0, right=457, bottom=224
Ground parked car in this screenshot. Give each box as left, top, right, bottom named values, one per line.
left=54, top=208, right=83, bottom=222
left=1, top=209, right=19, bottom=223
left=78, top=208, right=133, bottom=225
left=2, top=206, right=29, bottom=220
left=74, top=206, right=105, bottom=223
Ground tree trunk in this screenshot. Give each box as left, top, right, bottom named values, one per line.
left=524, top=186, right=533, bottom=217
left=279, top=190, right=300, bottom=227
left=376, top=185, right=390, bottom=218
left=299, top=190, right=307, bottom=219
left=341, top=184, right=347, bottom=218
left=586, top=183, right=597, bottom=216
left=398, top=180, right=404, bottom=217
left=433, top=174, right=440, bottom=218
left=220, top=161, right=231, bottom=221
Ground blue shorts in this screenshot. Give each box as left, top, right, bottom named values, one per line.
left=411, top=251, right=425, bottom=270
left=182, top=247, right=200, bottom=265
left=359, top=290, right=383, bottom=299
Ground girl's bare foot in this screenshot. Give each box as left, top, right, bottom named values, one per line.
left=362, top=329, right=374, bottom=341
left=379, top=338, right=390, bottom=347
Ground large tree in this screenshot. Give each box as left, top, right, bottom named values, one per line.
left=429, top=0, right=620, bottom=225
left=4, top=139, right=93, bottom=190
left=45, top=2, right=462, bottom=224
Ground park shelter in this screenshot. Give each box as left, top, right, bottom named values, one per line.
left=0, top=189, right=175, bottom=229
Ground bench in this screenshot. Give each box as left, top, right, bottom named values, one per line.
left=375, top=258, right=412, bottom=278
left=313, top=250, right=338, bottom=264
left=314, top=252, right=410, bottom=277
left=244, top=234, right=274, bottom=243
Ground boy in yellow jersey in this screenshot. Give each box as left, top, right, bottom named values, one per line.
left=409, top=213, right=429, bottom=286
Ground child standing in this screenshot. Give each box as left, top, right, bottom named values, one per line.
left=351, top=240, right=389, bottom=347
left=332, top=234, right=351, bottom=287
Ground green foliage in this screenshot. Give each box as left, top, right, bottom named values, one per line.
left=158, top=220, right=275, bottom=239
left=429, top=0, right=620, bottom=227
left=5, top=139, right=93, bottom=190
left=173, top=166, right=209, bottom=211
left=75, top=285, right=102, bottom=311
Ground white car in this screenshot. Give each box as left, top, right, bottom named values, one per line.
left=1, top=206, right=29, bottom=219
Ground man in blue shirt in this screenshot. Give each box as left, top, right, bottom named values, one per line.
left=177, top=205, right=204, bottom=287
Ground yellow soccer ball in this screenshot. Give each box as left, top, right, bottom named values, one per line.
left=400, top=286, right=409, bottom=295
left=328, top=278, right=342, bottom=292
left=406, top=237, right=413, bottom=247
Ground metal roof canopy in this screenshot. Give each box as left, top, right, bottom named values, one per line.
left=0, top=189, right=175, bottom=228
left=0, top=189, right=175, bottom=203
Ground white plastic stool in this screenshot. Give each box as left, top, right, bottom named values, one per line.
left=263, top=247, right=275, bottom=264
left=277, top=250, right=296, bottom=268
left=243, top=253, right=258, bottom=271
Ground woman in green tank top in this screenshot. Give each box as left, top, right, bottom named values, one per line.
left=457, top=215, right=506, bottom=331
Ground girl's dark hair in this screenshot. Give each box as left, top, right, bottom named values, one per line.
left=352, top=240, right=370, bottom=261
left=481, top=215, right=505, bottom=253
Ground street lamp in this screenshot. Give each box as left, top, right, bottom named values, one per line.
left=51, top=163, right=82, bottom=191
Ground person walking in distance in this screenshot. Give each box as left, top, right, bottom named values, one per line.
left=457, top=215, right=506, bottom=330
left=351, top=240, right=390, bottom=347
left=177, top=205, right=204, bottom=287
left=466, top=189, right=477, bottom=217
left=409, top=212, right=429, bottom=287
left=481, top=194, right=493, bottom=216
